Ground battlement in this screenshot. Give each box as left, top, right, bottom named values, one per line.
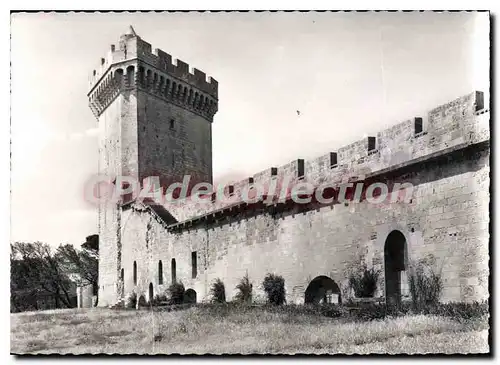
left=164, top=91, right=489, bottom=225
left=88, top=26, right=218, bottom=99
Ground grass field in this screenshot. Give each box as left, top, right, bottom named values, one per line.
left=11, top=305, right=489, bottom=355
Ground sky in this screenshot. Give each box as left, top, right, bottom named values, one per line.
left=10, top=12, right=489, bottom=246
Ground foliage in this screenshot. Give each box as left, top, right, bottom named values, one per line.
left=408, top=262, right=443, bottom=311
left=151, top=293, right=168, bottom=306
left=262, top=273, right=286, bottom=305
left=126, top=292, right=137, bottom=308
left=348, top=265, right=380, bottom=298
left=56, top=243, right=99, bottom=299
left=81, top=234, right=99, bottom=251
left=234, top=273, right=253, bottom=304
left=167, top=282, right=185, bottom=305
left=10, top=242, right=76, bottom=312
left=210, top=278, right=226, bottom=303
left=427, top=301, right=489, bottom=320
left=11, top=236, right=99, bottom=313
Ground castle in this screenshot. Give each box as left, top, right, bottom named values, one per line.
left=88, top=27, right=490, bottom=307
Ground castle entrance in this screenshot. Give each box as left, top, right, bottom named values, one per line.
left=384, top=230, right=407, bottom=307
left=304, top=276, right=341, bottom=304
left=184, top=289, right=197, bottom=304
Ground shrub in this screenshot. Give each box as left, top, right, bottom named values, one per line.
left=125, top=292, right=137, bottom=308
left=348, top=265, right=380, bottom=298
left=167, top=282, right=185, bottom=305
left=408, top=262, right=442, bottom=311
left=210, top=278, right=226, bottom=303
left=430, top=301, right=489, bottom=320
left=262, top=273, right=286, bottom=305
left=151, top=293, right=168, bottom=306
left=234, top=273, right=253, bottom=304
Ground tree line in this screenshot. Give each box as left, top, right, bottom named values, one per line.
left=10, top=235, right=98, bottom=313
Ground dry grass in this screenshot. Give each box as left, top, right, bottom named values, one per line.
left=10, top=306, right=489, bottom=355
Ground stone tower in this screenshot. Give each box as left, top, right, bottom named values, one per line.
left=88, top=26, right=218, bottom=306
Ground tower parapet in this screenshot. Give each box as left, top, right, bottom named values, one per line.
left=88, top=26, right=218, bottom=120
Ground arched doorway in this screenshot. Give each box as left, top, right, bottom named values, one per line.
left=148, top=283, right=154, bottom=303
left=304, top=276, right=341, bottom=304
left=384, top=230, right=407, bottom=306
left=184, top=289, right=197, bottom=304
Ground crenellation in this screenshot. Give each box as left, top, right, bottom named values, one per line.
left=88, top=29, right=218, bottom=102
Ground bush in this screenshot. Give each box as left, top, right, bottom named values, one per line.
left=151, top=293, right=168, bottom=306
left=408, top=262, right=442, bottom=311
left=262, top=273, right=286, bottom=305
left=210, top=278, right=226, bottom=303
left=348, top=265, right=380, bottom=298
left=350, top=303, right=390, bottom=321
left=125, top=292, right=137, bottom=308
left=167, top=282, right=185, bottom=305
left=234, top=273, right=253, bottom=304
left=430, top=301, right=489, bottom=320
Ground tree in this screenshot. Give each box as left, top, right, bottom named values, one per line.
left=82, top=234, right=99, bottom=251
left=10, top=242, right=76, bottom=312
left=56, top=241, right=99, bottom=305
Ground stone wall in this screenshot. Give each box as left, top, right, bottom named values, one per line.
left=137, top=89, right=213, bottom=188
left=119, top=140, right=489, bottom=305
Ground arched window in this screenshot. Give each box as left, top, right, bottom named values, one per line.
left=171, top=82, right=177, bottom=99
left=152, top=73, right=158, bottom=91
left=171, top=258, right=176, bottom=283
left=133, top=261, right=137, bottom=285
left=158, top=260, right=163, bottom=285
left=115, top=69, right=124, bottom=89
left=146, top=69, right=152, bottom=89
left=126, top=65, right=135, bottom=88
left=159, top=76, right=164, bottom=95
left=138, top=66, right=145, bottom=88
left=165, top=79, right=171, bottom=98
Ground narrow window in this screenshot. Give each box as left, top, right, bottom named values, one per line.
left=330, top=152, right=338, bottom=167
left=297, top=159, right=305, bottom=179
left=158, top=260, right=163, bottom=285
left=133, top=261, right=137, bottom=285
left=120, top=268, right=124, bottom=282
left=368, top=137, right=376, bottom=152
left=414, top=117, right=423, bottom=135
left=191, top=252, right=198, bottom=279
left=169, top=119, right=175, bottom=130
left=171, top=258, right=176, bottom=283
left=475, top=91, right=484, bottom=112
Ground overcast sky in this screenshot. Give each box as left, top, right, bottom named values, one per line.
left=10, top=12, right=489, bottom=246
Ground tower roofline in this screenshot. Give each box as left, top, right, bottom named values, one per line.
left=88, top=30, right=218, bottom=98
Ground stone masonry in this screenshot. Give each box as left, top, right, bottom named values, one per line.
left=89, top=28, right=490, bottom=308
